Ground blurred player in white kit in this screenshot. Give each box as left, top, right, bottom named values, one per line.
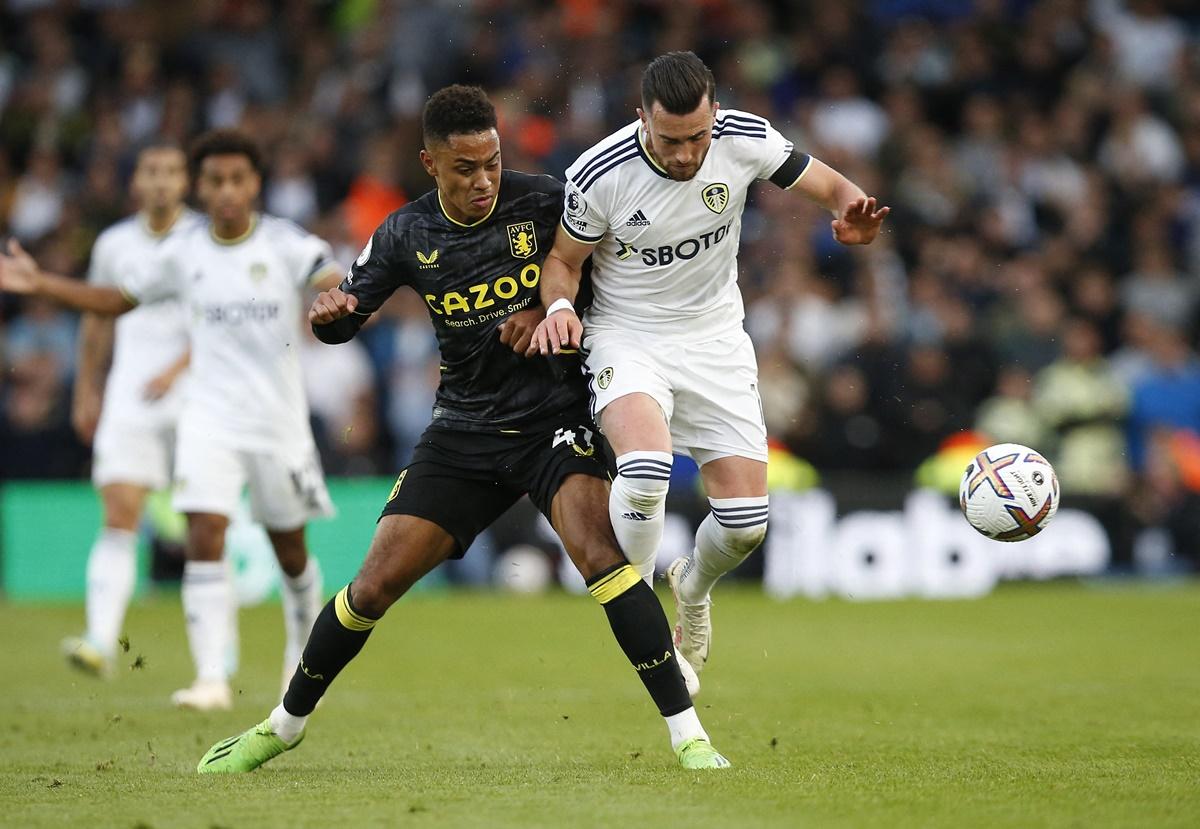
left=2, top=130, right=342, bottom=710
left=61, top=143, right=204, bottom=678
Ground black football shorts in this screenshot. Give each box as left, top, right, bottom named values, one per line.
left=379, top=409, right=607, bottom=556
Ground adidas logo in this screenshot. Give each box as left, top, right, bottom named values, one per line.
left=622, top=511, right=651, bottom=521
left=625, top=210, right=651, bottom=227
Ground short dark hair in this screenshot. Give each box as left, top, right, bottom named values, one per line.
left=422, top=85, right=497, bottom=146
left=137, top=138, right=185, bottom=157
left=188, top=129, right=263, bottom=177
left=641, top=51, right=716, bottom=115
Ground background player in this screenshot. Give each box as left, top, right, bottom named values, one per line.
left=529, top=52, right=889, bottom=692
left=0, top=130, right=341, bottom=710
left=195, top=85, right=727, bottom=773
left=61, top=142, right=202, bottom=677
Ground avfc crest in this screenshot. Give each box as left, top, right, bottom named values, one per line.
left=702, top=183, right=730, bottom=214
left=507, top=221, right=537, bottom=259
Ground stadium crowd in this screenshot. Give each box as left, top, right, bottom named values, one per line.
left=1, top=0, right=1199, bottom=567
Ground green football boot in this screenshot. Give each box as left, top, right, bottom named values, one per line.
left=197, top=719, right=304, bottom=774
left=675, top=737, right=732, bottom=770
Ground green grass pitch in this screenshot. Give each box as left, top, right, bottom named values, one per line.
left=1, top=582, right=1197, bottom=827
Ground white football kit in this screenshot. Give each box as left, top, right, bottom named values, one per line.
left=561, top=109, right=811, bottom=464
left=87, top=209, right=202, bottom=489
left=120, top=214, right=339, bottom=529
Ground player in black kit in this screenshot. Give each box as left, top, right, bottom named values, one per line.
left=197, top=86, right=730, bottom=772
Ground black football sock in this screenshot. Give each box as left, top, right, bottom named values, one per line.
left=282, top=584, right=377, bottom=716
left=587, top=563, right=693, bottom=717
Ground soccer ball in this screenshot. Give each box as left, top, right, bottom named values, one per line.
left=958, top=443, right=1060, bottom=541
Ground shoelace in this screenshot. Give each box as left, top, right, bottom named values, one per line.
left=679, top=600, right=711, bottom=658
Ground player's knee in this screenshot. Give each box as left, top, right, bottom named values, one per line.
left=611, top=452, right=673, bottom=515
left=708, top=496, right=769, bottom=557
left=575, top=539, right=626, bottom=582
left=614, top=477, right=669, bottom=515
left=185, top=516, right=226, bottom=561
left=103, top=507, right=141, bottom=533
left=346, top=576, right=398, bottom=619
left=100, top=486, right=143, bottom=530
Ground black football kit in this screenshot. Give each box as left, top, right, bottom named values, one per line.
left=315, top=170, right=605, bottom=554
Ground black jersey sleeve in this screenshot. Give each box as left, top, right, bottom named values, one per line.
left=342, top=214, right=411, bottom=314
left=313, top=213, right=411, bottom=342
left=312, top=313, right=363, bottom=344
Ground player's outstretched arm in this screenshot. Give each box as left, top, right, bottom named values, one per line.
left=0, top=239, right=135, bottom=314
left=309, top=287, right=363, bottom=344
left=790, top=158, right=890, bottom=246
left=526, top=227, right=596, bottom=357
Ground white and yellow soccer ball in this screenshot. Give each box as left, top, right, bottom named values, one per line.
left=959, top=443, right=1060, bottom=541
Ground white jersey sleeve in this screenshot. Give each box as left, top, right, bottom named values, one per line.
left=744, top=114, right=811, bottom=187
left=716, top=110, right=813, bottom=187
left=561, top=178, right=613, bottom=244
left=86, top=230, right=117, bottom=287
left=560, top=124, right=640, bottom=244
left=287, top=227, right=339, bottom=288
left=117, top=235, right=185, bottom=305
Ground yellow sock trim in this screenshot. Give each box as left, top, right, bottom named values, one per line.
left=334, top=586, right=376, bottom=631
left=588, top=564, right=640, bottom=605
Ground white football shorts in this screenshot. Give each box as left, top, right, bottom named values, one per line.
left=172, top=433, right=334, bottom=530
left=581, top=327, right=768, bottom=465
left=92, top=417, right=174, bottom=490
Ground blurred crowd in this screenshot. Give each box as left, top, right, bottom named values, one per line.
left=2, top=0, right=1199, bottom=566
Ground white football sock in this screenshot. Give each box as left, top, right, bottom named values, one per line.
left=665, top=706, right=708, bottom=751
left=84, top=527, right=138, bottom=657
left=269, top=702, right=307, bottom=744
left=679, top=496, right=769, bottom=604
left=280, top=557, right=323, bottom=671
left=181, top=560, right=234, bottom=683
left=609, top=451, right=673, bottom=583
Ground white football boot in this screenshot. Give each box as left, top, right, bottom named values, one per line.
left=171, top=679, right=233, bottom=711
left=666, top=557, right=711, bottom=682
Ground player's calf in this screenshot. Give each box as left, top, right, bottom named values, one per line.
left=678, top=496, right=768, bottom=605
left=279, top=585, right=377, bottom=722
left=608, top=451, right=673, bottom=582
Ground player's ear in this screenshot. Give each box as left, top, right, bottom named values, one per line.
left=636, top=107, right=646, bottom=126
left=419, top=148, right=437, bottom=178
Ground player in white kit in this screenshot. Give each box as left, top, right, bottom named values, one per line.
left=1, top=130, right=341, bottom=710
left=61, top=143, right=202, bottom=677
left=529, top=52, right=889, bottom=693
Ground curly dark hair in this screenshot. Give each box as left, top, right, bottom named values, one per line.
left=641, top=51, right=716, bottom=115
left=422, top=85, right=497, bottom=146
left=188, top=129, right=264, bottom=177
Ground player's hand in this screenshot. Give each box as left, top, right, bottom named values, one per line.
left=527, top=308, right=582, bottom=357
left=831, top=197, right=890, bottom=245
left=71, top=389, right=102, bottom=445
left=308, top=287, right=358, bottom=324
left=143, top=366, right=181, bottom=401
left=0, top=239, right=42, bottom=294
left=499, top=306, right=543, bottom=355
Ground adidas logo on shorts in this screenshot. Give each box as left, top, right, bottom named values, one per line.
left=625, top=210, right=651, bottom=227
left=621, top=511, right=651, bottom=521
